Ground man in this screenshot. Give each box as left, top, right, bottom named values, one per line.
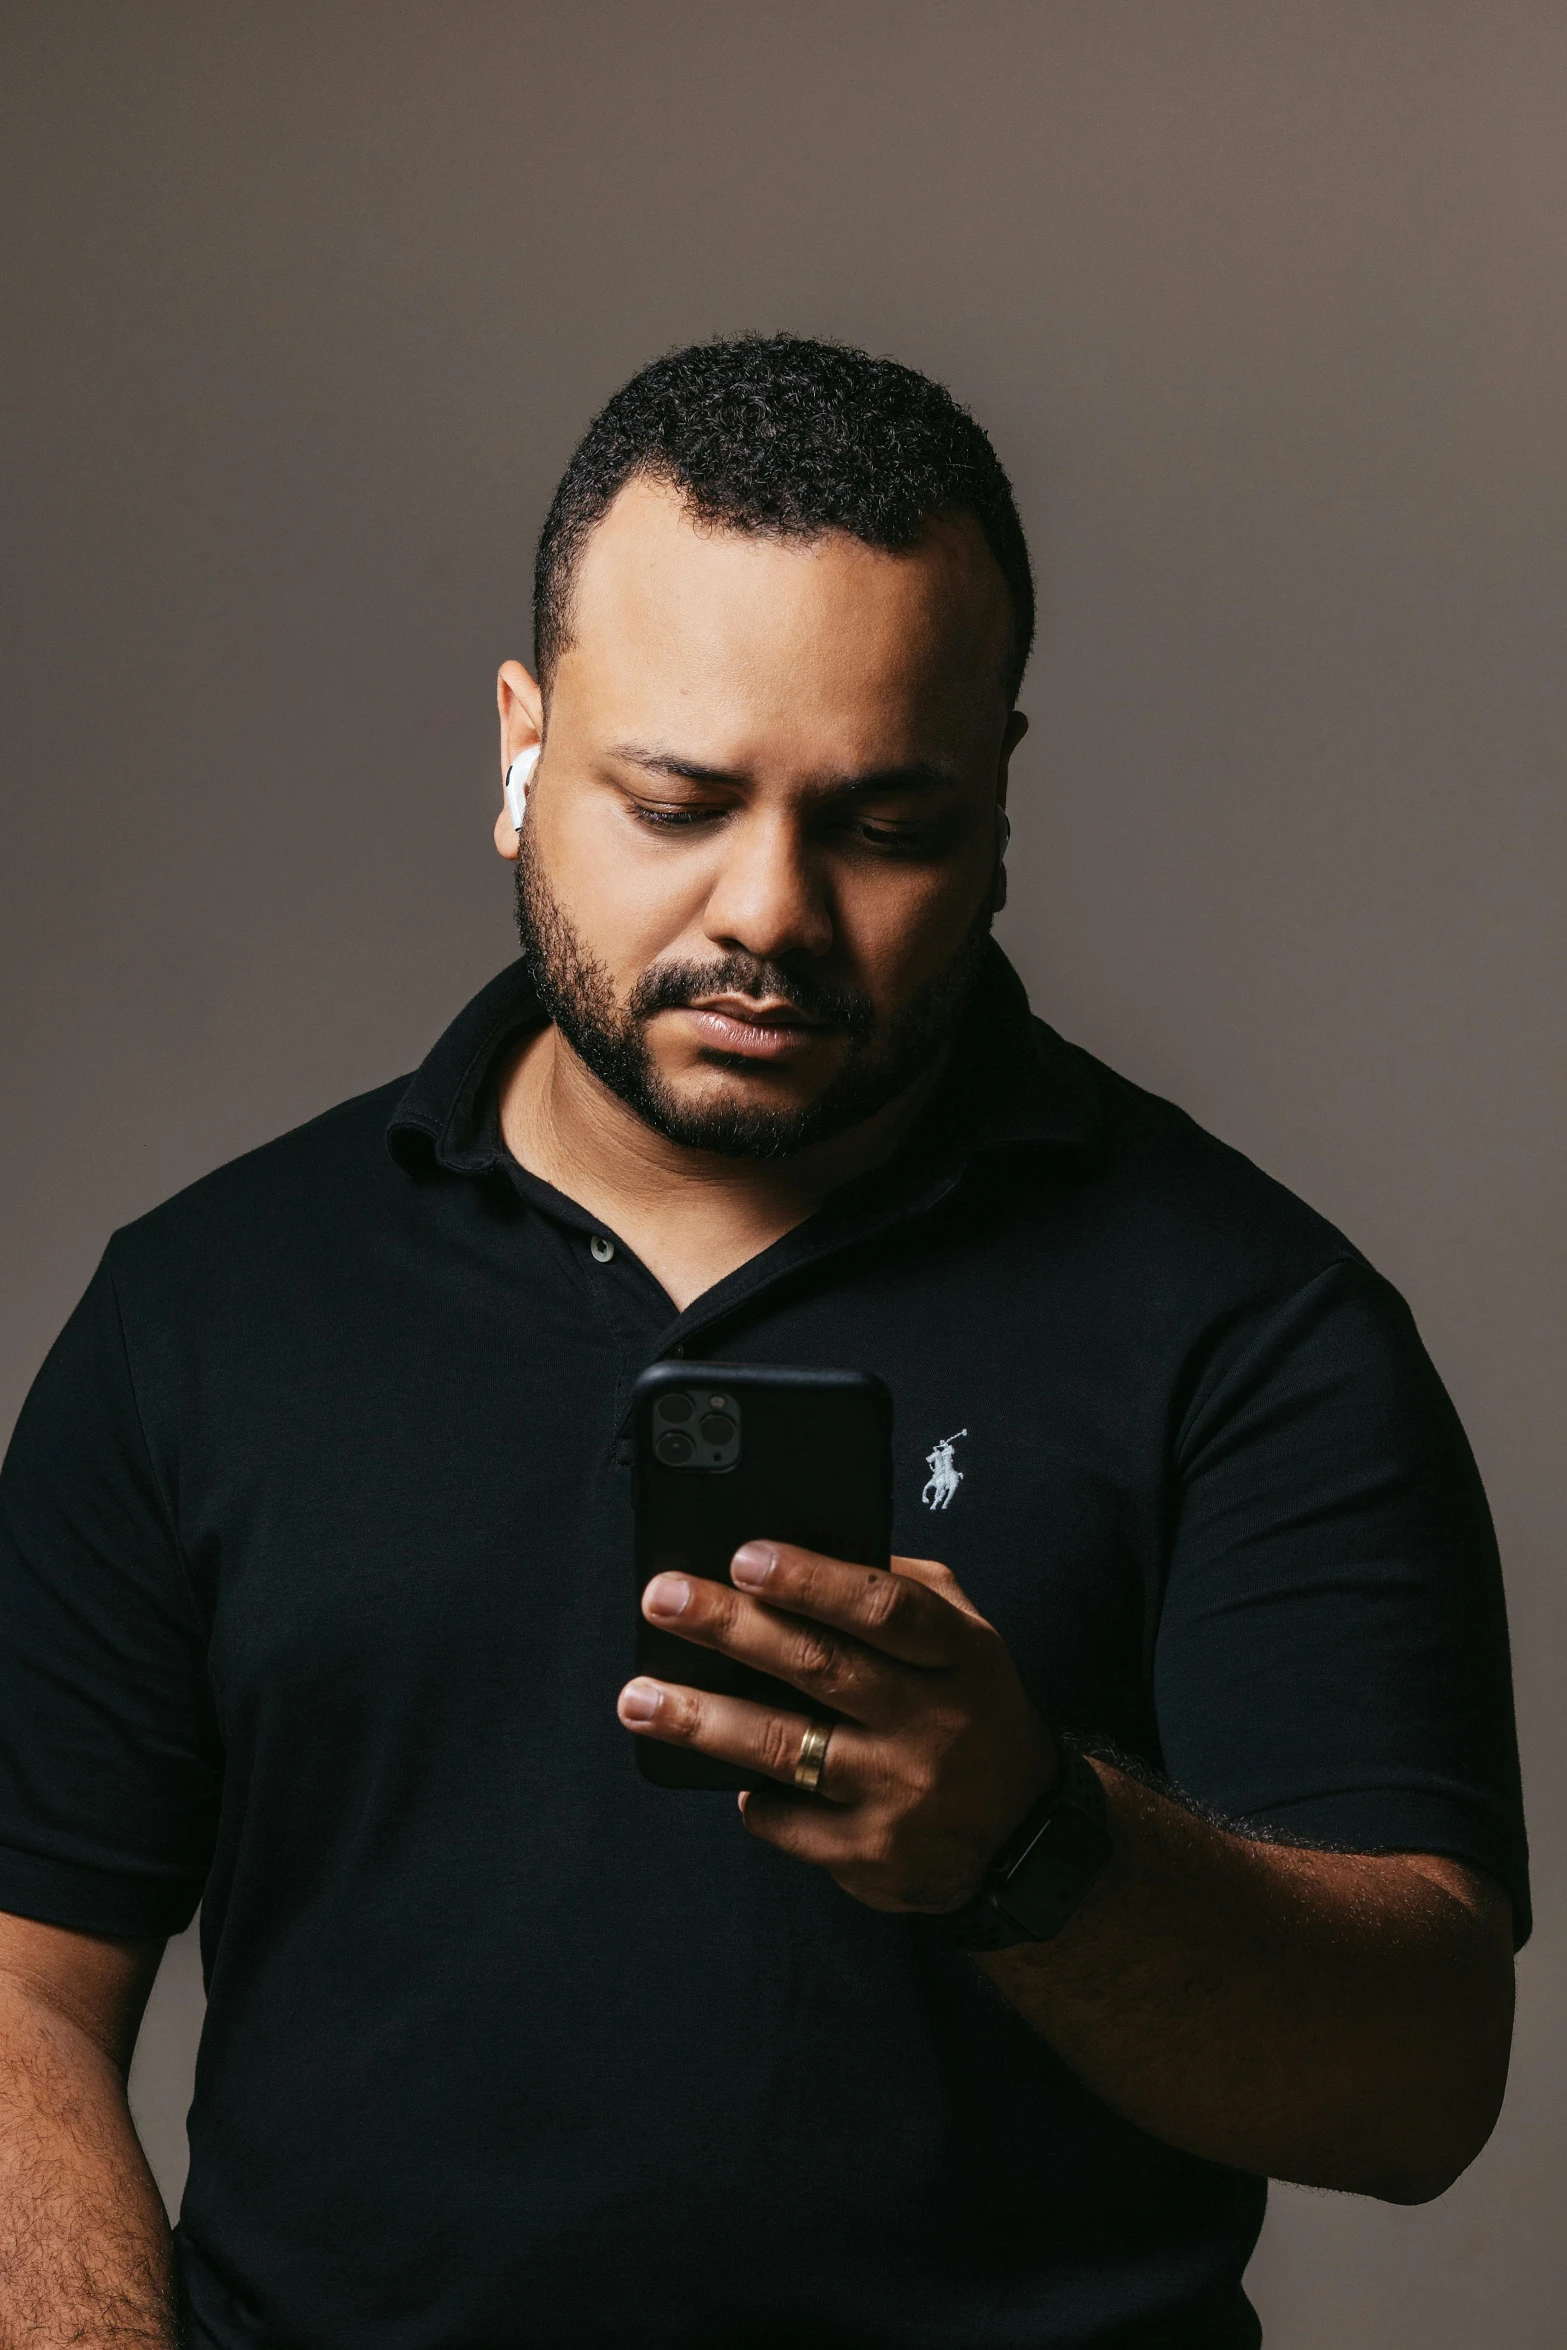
left=0, top=335, right=1527, bottom=2349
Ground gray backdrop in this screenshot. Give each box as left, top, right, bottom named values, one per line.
left=3, top=5, right=1563, bottom=2341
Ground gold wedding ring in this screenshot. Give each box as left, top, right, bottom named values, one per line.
left=792, top=1719, right=832, bottom=1794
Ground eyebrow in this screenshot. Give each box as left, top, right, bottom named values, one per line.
left=604, top=745, right=963, bottom=796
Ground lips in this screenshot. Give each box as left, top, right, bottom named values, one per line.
left=677, top=998, right=829, bottom=1061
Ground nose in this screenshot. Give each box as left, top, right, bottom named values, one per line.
left=701, top=808, right=834, bottom=965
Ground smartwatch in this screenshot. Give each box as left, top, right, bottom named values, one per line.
left=929, top=1740, right=1113, bottom=1951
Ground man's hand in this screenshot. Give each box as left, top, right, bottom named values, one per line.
left=618, top=1541, right=1516, bottom=2204
left=619, top=1541, right=1054, bottom=1913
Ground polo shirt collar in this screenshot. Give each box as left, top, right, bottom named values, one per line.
left=386, top=959, right=547, bottom=1178
left=385, top=942, right=1101, bottom=1183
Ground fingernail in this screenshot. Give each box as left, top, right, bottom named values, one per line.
left=645, top=1574, right=692, bottom=1618
left=619, top=1679, right=663, bottom=1724
left=731, top=1543, right=774, bottom=1587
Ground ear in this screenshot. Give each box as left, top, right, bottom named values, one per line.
left=494, top=660, right=544, bottom=862
left=992, top=708, right=1027, bottom=911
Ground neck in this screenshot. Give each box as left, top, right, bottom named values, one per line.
left=498, top=1025, right=944, bottom=1313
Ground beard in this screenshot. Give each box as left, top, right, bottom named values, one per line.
left=513, top=837, right=994, bottom=1159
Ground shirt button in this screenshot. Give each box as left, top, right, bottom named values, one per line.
left=590, top=1234, right=615, bottom=1263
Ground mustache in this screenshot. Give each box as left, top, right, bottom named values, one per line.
left=625, top=955, right=875, bottom=1041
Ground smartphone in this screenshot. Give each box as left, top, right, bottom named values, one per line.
left=629, top=1361, right=894, bottom=1791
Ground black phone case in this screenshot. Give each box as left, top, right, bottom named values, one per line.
left=630, top=1361, right=894, bottom=1791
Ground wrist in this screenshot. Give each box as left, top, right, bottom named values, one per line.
left=928, top=1738, right=1113, bottom=1951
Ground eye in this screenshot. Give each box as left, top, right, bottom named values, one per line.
left=629, top=801, right=728, bottom=830
left=847, top=817, right=935, bottom=855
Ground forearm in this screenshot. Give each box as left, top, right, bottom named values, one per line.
left=624, top=1543, right=1517, bottom=2200
left=0, top=1981, right=175, bottom=2349
left=980, top=1761, right=1514, bottom=2200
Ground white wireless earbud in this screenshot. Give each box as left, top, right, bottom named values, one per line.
left=997, top=807, right=1012, bottom=857
left=505, top=746, right=540, bottom=831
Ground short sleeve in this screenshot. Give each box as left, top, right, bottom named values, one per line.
left=1155, top=1257, right=1530, bottom=1944
left=0, top=1251, right=220, bottom=1937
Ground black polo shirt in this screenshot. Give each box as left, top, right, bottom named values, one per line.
left=0, top=948, right=1527, bottom=2350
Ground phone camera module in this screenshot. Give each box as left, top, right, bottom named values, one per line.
left=651, top=1385, right=741, bottom=1469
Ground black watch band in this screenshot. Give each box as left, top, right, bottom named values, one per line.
left=928, top=1741, right=1113, bottom=1951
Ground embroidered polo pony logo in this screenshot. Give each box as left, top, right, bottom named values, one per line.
left=922, top=1429, right=967, bottom=1510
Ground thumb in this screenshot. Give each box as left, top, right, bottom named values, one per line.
left=890, top=1552, right=990, bottom=1627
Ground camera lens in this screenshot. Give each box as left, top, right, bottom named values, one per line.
left=656, top=1429, right=695, bottom=1464
left=657, top=1393, right=693, bottom=1423
left=699, top=1414, right=735, bottom=1447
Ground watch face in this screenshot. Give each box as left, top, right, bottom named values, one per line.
left=997, top=1799, right=1113, bottom=1943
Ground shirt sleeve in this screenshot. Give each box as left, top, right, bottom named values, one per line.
left=0, top=1250, right=220, bottom=1938
left=1154, top=1255, right=1530, bottom=1944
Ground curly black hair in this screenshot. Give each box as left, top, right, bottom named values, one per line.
left=533, top=333, right=1034, bottom=702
